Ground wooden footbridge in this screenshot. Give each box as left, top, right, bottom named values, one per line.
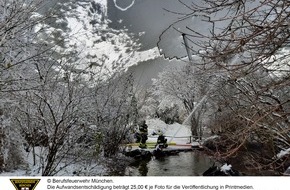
left=124, top=137, right=204, bottom=159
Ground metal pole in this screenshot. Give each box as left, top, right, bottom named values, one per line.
left=182, top=33, right=199, bottom=142
left=182, top=33, right=193, bottom=62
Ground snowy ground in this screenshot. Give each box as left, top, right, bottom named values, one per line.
left=0, top=118, right=192, bottom=176
left=146, top=118, right=192, bottom=145
left=0, top=145, right=107, bottom=176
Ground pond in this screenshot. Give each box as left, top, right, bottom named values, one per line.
left=122, top=150, right=282, bottom=176
left=125, top=151, right=214, bottom=176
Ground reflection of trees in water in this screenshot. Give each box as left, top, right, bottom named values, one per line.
left=137, top=157, right=171, bottom=176
left=106, top=157, right=134, bottom=176
left=128, top=159, right=151, bottom=176
left=138, top=161, right=149, bottom=176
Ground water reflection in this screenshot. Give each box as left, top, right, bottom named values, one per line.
left=125, top=151, right=214, bottom=176
left=138, top=161, right=149, bottom=176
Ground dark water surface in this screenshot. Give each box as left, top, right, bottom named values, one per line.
left=125, top=151, right=214, bottom=176
left=123, top=151, right=281, bottom=176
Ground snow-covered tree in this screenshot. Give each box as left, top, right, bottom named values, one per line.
left=36, top=0, right=141, bottom=80
left=0, top=0, right=54, bottom=172
left=0, top=0, right=142, bottom=175
left=92, top=73, right=137, bottom=157
left=151, top=64, right=211, bottom=137
left=10, top=56, right=97, bottom=175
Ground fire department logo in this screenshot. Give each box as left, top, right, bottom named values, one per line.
left=10, top=179, right=40, bottom=190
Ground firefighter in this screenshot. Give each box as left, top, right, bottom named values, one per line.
left=138, top=120, right=148, bottom=148
left=155, top=130, right=168, bottom=148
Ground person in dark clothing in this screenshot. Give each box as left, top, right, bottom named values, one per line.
left=137, top=120, right=148, bottom=148
left=152, top=130, right=168, bottom=148
left=156, top=134, right=168, bottom=148
left=134, top=132, right=141, bottom=143
left=157, top=134, right=168, bottom=148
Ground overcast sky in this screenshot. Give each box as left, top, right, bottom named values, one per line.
left=107, top=0, right=188, bottom=51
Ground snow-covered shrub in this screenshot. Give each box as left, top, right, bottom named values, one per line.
left=93, top=73, right=138, bottom=157
left=155, top=104, right=181, bottom=124
left=0, top=0, right=54, bottom=173
left=0, top=0, right=142, bottom=175
left=206, top=69, right=290, bottom=173
left=151, top=64, right=212, bottom=136
left=158, top=0, right=290, bottom=174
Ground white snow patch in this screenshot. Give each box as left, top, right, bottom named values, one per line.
left=266, top=48, right=290, bottom=77
left=220, top=163, right=232, bottom=173
left=0, top=170, right=27, bottom=176
left=277, top=148, right=290, bottom=159
left=146, top=118, right=192, bottom=144
left=128, top=48, right=161, bottom=67
left=138, top=31, right=145, bottom=36
left=204, top=135, right=219, bottom=141
left=284, top=166, right=290, bottom=176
